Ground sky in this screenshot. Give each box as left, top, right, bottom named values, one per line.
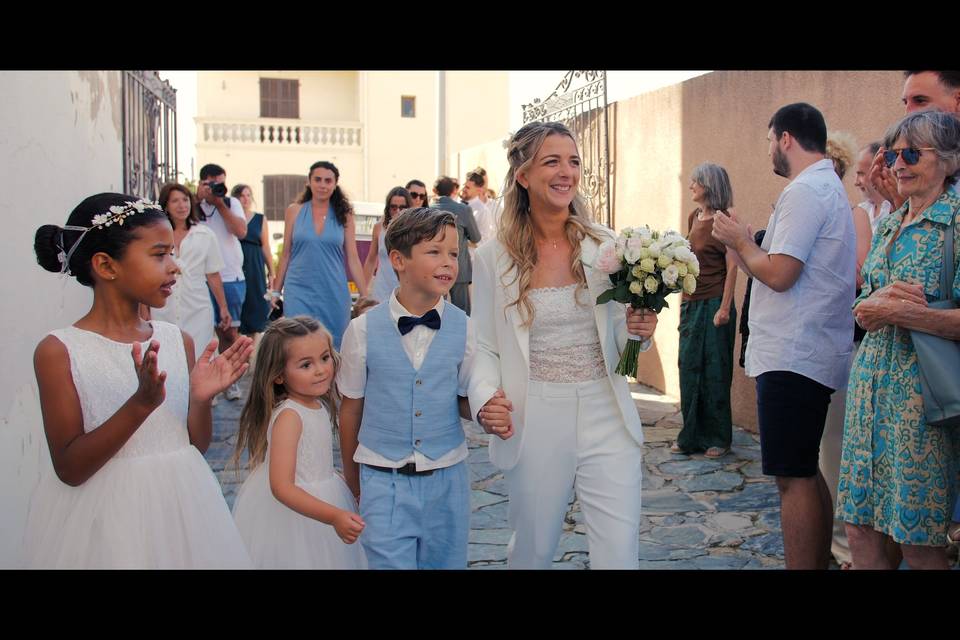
left=159, top=71, right=711, bottom=182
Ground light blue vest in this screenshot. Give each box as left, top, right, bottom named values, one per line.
left=359, top=302, right=467, bottom=460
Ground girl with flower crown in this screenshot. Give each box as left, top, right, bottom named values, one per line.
left=24, top=192, right=254, bottom=568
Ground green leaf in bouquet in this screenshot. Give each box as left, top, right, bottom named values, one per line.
left=615, top=282, right=631, bottom=302
left=596, top=288, right=617, bottom=305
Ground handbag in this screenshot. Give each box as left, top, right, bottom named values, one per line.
left=910, top=208, right=960, bottom=428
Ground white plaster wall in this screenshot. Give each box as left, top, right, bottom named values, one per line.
left=0, top=70, right=124, bottom=566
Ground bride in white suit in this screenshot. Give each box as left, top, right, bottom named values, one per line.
left=467, top=122, right=659, bottom=569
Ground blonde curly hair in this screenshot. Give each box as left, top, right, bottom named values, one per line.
left=825, top=130, right=859, bottom=179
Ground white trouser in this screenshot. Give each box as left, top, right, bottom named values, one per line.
left=506, top=376, right=643, bottom=569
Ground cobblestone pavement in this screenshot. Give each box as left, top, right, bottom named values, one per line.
left=205, top=374, right=788, bottom=570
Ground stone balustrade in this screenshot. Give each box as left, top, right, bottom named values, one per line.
left=197, top=118, right=362, bottom=149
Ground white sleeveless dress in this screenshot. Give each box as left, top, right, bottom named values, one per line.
left=22, top=321, right=251, bottom=568
left=232, top=399, right=367, bottom=569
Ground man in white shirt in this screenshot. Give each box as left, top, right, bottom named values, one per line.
left=713, top=103, right=856, bottom=570
left=197, top=163, right=248, bottom=401
left=462, top=168, right=499, bottom=250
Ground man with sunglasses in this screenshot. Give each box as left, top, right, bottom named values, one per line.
left=871, top=71, right=960, bottom=209
left=712, top=103, right=857, bottom=570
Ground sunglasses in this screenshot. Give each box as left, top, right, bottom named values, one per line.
left=883, top=147, right=936, bottom=168
left=388, top=204, right=405, bottom=211
left=409, top=192, right=426, bottom=200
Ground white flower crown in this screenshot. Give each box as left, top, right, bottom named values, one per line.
left=58, top=198, right=163, bottom=275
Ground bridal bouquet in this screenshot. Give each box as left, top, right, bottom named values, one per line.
left=594, top=226, right=699, bottom=378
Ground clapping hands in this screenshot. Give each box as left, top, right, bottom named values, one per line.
left=190, top=336, right=254, bottom=403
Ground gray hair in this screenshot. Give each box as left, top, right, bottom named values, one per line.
left=691, top=162, right=734, bottom=211
left=883, top=110, right=960, bottom=186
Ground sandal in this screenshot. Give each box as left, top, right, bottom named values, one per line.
left=670, top=442, right=689, bottom=454
left=704, top=447, right=729, bottom=458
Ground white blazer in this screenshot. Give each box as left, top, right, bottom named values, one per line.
left=467, top=225, right=650, bottom=471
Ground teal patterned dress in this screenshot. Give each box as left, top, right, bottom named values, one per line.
left=837, top=188, right=960, bottom=546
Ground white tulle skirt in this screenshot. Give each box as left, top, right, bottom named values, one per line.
left=22, top=446, right=252, bottom=569
left=232, top=464, right=367, bottom=569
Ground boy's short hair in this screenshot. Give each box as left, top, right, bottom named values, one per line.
left=385, top=207, right=456, bottom=257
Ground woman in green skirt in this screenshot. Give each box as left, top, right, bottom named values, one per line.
left=673, top=163, right=739, bottom=458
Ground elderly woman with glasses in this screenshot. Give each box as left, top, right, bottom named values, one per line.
left=672, top=163, right=739, bottom=458
left=837, top=109, right=960, bottom=569
left=363, top=186, right=413, bottom=303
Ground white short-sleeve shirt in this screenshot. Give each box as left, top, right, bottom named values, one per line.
left=337, top=290, right=476, bottom=471
left=199, top=197, right=246, bottom=281
left=745, top=158, right=857, bottom=391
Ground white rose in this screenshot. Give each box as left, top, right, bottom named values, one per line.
left=623, top=241, right=643, bottom=264
left=639, top=257, right=657, bottom=273
left=644, top=276, right=659, bottom=293
left=671, top=245, right=695, bottom=263
left=662, top=264, right=680, bottom=287
left=631, top=265, right=645, bottom=279
left=687, top=257, right=700, bottom=277
left=676, top=263, right=688, bottom=278
left=629, top=280, right=643, bottom=295
left=683, top=273, right=697, bottom=295
left=657, top=253, right=673, bottom=269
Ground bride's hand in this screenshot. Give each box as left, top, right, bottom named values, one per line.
left=626, top=306, right=658, bottom=339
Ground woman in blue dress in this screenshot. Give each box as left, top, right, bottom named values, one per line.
left=274, top=161, right=368, bottom=349
left=362, top=186, right=412, bottom=304
left=232, top=184, right=274, bottom=336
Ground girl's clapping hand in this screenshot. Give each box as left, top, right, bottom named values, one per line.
left=132, top=340, right=166, bottom=410
left=190, top=336, right=254, bottom=403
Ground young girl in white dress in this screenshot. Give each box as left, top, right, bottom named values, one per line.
left=26, top=192, right=254, bottom=568
left=231, top=316, right=367, bottom=569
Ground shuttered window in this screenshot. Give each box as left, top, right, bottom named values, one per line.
left=260, top=78, right=299, bottom=119
left=263, top=174, right=307, bottom=223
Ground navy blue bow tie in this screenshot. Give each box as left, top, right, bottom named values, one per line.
left=397, top=309, right=441, bottom=336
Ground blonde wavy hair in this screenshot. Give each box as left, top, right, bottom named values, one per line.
left=825, top=130, right=859, bottom=180
left=498, top=121, right=604, bottom=325
left=232, top=316, right=341, bottom=473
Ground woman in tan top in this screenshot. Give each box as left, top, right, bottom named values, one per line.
left=673, top=163, right=739, bottom=458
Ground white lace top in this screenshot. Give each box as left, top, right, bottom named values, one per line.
left=48, top=321, right=190, bottom=458
left=528, top=284, right=607, bottom=383
left=267, top=398, right=337, bottom=485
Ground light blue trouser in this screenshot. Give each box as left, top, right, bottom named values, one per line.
left=359, top=461, right=469, bottom=569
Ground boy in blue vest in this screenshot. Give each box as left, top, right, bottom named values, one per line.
left=338, top=207, right=476, bottom=569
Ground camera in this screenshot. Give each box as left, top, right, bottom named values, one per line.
left=209, top=182, right=228, bottom=198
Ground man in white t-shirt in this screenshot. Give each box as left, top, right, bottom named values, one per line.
left=197, top=163, right=248, bottom=401
left=713, top=103, right=856, bottom=570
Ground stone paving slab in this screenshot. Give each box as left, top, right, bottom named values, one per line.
left=205, top=375, right=785, bottom=569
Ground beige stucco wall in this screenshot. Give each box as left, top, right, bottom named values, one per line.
left=445, top=72, right=511, bottom=184
left=615, top=70, right=906, bottom=431
left=197, top=71, right=358, bottom=122
left=363, top=71, right=438, bottom=201
left=0, top=71, right=124, bottom=566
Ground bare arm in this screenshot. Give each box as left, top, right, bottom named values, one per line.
left=714, top=251, right=739, bottom=326
left=269, top=409, right=364, bottom=543
left=260, top=217, right=275, bottom=287
left=343, top=213, right=368, bottom=297
left=339, top=396, right=364, bottom=499
left=217, top=199, right=247, bottom=239
left=712, top=212, right=803, bottom=293
left=186, top=333, right=253, bottom=453
left=33, top=336, right=163, bottom=486
left=362, top=222, right=381, bottom=287
left=205, top=272, right=231, bottom=330
left=274, top=204, right=299, bottom=294
left=852, top=206, right=873, bottom=290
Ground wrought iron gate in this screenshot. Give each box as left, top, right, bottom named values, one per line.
left=122, top=71, right=178, bottom=200
left=521, top=71, right=612, bottom=228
